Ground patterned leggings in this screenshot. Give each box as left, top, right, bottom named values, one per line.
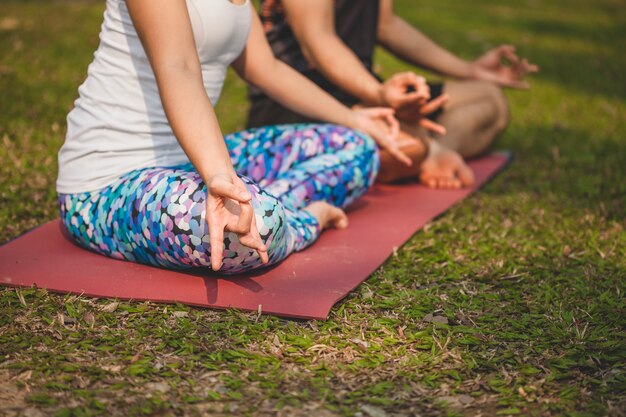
left=58, top=124, right=379, bottom=274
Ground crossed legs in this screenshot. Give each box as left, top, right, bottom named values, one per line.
left=59, top=124, right=379, bottom=274
left=438, top=80, right=509, bottom=158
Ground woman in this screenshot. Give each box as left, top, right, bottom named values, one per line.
left=57, top=0, right=409, bottom=274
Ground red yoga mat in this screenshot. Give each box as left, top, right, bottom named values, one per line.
left=0, top=153, right=510, bottom=320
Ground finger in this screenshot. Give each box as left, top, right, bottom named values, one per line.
left=383, top=112, right=400, bottom=139
left=362, top=108, right=411, bottom=166
left=397, top=71, right=422, bottom=86
left=209, top=178, right=251, bottom=203
left=386, top=143, right=413, bottom=167
left=239, top=233, right=269, bottom=262
left=420, top=94, right=449, bottom=115
left=417, top=76, right=429, bottom=90
left=248, top=216, right=269, bottom=264
left=239, top=233, right=267, bottom=254
left=495, top=70, right=530, bottom=89
left=400, top=73, right=429, bottom=97
left=228, top=200, right=253, bottom=235
left=208, top=212, right=225, bottom=271
left=419, top=118, right=447, bottom=136
left=365, top=107, right=401, bottom=130
left=363, top=107, right=397, bottom=126
left=372, top=124, right=410, bottom=165
left=396, top=91, right=427, bottom=107
left=416, top=77, right=431, bottom=100
left=258, top=247, right=269, bottom=264
left=500, top=45, right=519, bottom=63
left=526, top=62, right=540, bottom=73
left=364, top=107, right=395, bottom=117
left=395, top=72, right=417, bottom=92
left=519, top=58, right=540, bottom=76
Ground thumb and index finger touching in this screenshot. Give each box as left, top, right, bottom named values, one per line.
left=206, top=175, right=268, bottom=270
left=360, top=107, right=412, bottom=166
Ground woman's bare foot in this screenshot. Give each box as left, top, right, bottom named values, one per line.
left=377, top=131, right=428, bottom=183
left=419, top=140, right=475, bottom=189
left=304, top=202, right=349, bottom=230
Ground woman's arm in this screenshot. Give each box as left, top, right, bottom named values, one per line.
left=125, top=0, right=267, bottom=270
left=233, top=8, right=411, bottom=166
left=126, top=0, right=230, bottom=180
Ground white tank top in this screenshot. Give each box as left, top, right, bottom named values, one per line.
left=57, top=0, right=252, bottom=194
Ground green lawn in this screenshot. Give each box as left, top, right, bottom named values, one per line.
left=1, top=0, right=625, bottom=416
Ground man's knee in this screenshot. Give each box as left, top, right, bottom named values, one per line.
left=483, top=82, right=510, bottom=132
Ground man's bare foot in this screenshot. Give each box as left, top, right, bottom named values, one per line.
left=304, top=202, right=349, bottom=230
left=377, top=132, right=427, bottom=183
left=419, top=141, right=475, bottom=189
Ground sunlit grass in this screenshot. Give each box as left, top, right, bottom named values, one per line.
left=1, top=0, right=625, bottom=416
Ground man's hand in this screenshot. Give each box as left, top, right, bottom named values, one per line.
left=206, top=173, right=269, bottom=271
left=472, top=45, right=539, bottom=89
left=379, top=72, right=430, bottom=108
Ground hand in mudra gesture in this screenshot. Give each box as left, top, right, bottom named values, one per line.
left=350, top=106, right=415, bottom=166
left=205, top=173, right=269, bottom=271
left=380, top=71, right=430, bottom=109
left=395, top=92, right=449, bottom=137
left=472, top=45, right=539, bottom=89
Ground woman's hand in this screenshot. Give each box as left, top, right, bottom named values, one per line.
left=350, top=107, right=412, bottom=167
left=126, top=0, right=268, bottom=272
left=205, top=173, right=269, bottom=271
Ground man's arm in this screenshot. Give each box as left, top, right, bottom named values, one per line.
left=377, top=0, right=539, bottom=88
left=377, top=0, right=475, bottom=79
left=281, top=0, right=431, bottom=109
left=281, top=0, right=385, bottom=105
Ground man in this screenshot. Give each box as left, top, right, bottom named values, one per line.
left=247, top=0, right=538, bottom=188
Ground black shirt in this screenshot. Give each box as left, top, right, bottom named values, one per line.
left=250, top=0, right=380, bottom=106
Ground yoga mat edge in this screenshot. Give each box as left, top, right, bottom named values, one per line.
left=0, top=152, right=511, bottom=320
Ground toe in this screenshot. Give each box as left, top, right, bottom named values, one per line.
left=332, top=208, right=349, bottom=229
left=421, top=174, right=437, bottom=189
left=458, top=164, right=475, bottom=187
left=449, top=177, right=462, bottom=189
left=335, top=217, right=349, bottom=229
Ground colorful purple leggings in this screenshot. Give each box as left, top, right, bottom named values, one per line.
left=58, top=124, right=379, bottom=274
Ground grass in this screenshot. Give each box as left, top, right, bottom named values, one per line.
left=1, top=0, right=625, bottom=416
